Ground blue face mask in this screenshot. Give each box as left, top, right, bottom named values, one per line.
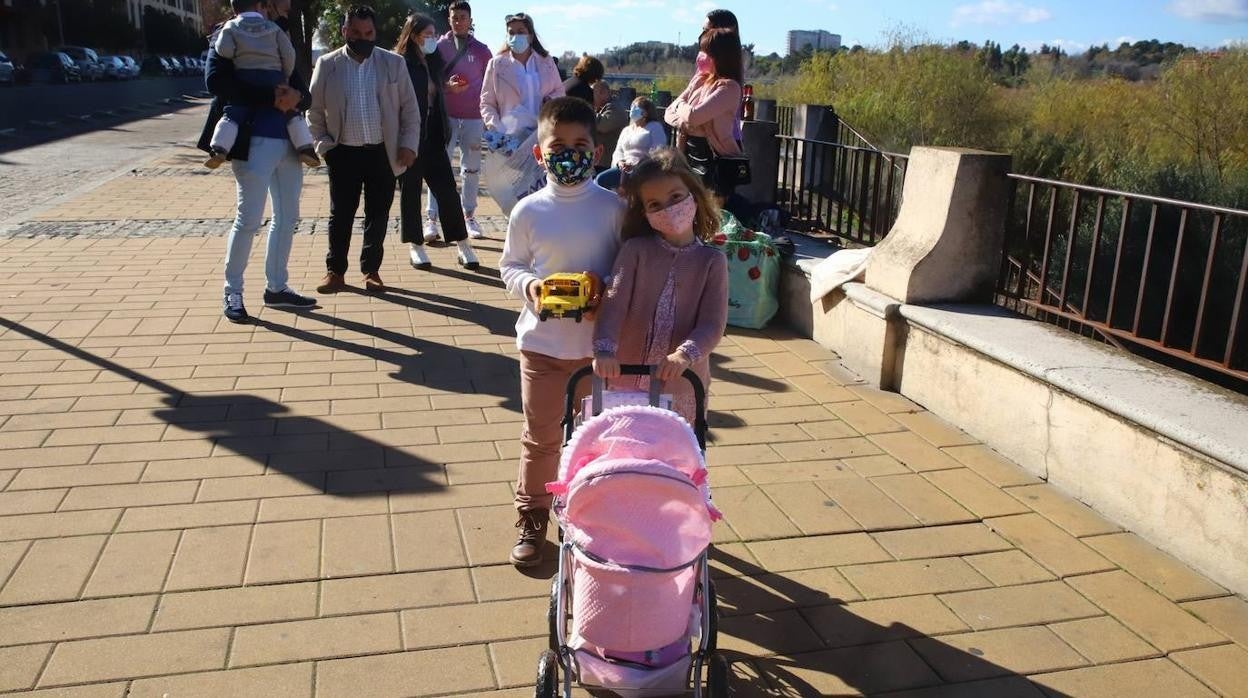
left=421, top=37, right=438, bottom=55
left=508, top=34, right=530, bottom=54
left=629, top=106, right=644, bottom=121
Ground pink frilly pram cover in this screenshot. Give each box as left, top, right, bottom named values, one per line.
left=546, top=405, right=721, bottom=675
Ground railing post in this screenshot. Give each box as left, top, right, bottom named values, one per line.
left=739, top=120, right=779, bottom=206
left=656, top=91, right=673, bottom=108
left=755, top=98, right=777, bottom=124
left=865, top=147, right=1013, bottom=304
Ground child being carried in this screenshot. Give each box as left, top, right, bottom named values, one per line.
left=205, top=0, right=319, bottom=169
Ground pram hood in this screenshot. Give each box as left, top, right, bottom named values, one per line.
left=549, top=406, right=720, bottom=569
left=549, top=406, right=719, bottom=653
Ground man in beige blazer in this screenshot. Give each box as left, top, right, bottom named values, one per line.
left=308, top=4, right=420, bottom=293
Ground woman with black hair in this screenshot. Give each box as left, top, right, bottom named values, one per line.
left=395, top=12, right=479, bottom=269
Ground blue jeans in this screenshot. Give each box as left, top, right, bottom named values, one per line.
left=428, top=117, right=484, bottom=219
left=596, top=167, right=623, bottom=191
left=223, top=136, right=303, bottom=295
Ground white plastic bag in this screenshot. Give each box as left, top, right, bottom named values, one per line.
left=481, top=128, right=546, bottom=217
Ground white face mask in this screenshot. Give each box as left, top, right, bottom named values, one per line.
left=508, top=34, right=530, bottom=54
left=421, top=37, right=438, bottom=55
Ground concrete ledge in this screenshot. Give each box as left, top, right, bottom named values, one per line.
left=893, top=304, right=1248, bottom=594
left=898, top=304, right=1248, bottom=476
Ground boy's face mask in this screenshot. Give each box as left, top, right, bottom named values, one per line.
left=542, top=147, right=596, bottom=186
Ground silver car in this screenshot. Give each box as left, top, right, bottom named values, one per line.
left=97, top=56, right=125, bottom=80
left=119, top=56, right=140, bottom=79
left=0, top=51, right=14, bottom=85
left=57, top=46, right=103, bottom=81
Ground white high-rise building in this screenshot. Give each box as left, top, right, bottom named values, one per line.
left=786, top=29, right=841, bottom=55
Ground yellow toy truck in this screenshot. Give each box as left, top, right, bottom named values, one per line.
left=538, top=272, right=599, bottom=323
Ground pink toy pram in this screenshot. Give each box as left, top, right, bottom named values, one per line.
left=535, top=365, right=729, bottom=698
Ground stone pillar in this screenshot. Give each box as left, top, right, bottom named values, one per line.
left=656, top=91, right=673, bottom=108
left=793, top=105, right=838, bottom=192
left=755, top=98, right=777, bottom=124
left=737, top=120, right=779, bottom=205
left=616, top=86, right=637, bottom=105
left=865, top=147, right=1013, bottom=304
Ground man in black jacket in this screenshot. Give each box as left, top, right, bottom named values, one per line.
left=199, top=0, right=316, bottom=323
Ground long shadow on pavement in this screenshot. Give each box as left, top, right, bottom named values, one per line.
left=0, top=315, right=456, bottom=493
left=710, top=546, right=1071, bottom=697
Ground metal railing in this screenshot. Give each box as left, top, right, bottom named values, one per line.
left=775, top=136, right=909, bottom=247
left=997, top=174, right=1248, bottom=387
left=776, top=105, right=795, bottom=137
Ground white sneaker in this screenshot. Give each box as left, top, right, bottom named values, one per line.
left=456, top=240, right=479, bottom=269
left=409, top=243, right=431, bottom=268
left=423, top=219, right=439, bottom=244
left=465, top=215, right=484, bottom=239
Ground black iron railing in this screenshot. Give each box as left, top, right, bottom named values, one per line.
left=775, top=136, right=909, bottom=247
left=997, top=174, right=1248, bottom=388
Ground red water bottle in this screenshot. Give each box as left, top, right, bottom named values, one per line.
left=742, top=84, right=755, bottom=121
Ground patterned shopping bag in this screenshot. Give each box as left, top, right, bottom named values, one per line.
left=709, top=211, right=780, bottom=329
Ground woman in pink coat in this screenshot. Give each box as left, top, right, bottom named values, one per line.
left=479, top=12, right=564, bottom=135
left=665, top=28, right=743, bottom=199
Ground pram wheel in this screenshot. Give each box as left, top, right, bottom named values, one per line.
left=707, top=652, right=730, bottom=698
left=535, top=649, right=558, bottom=698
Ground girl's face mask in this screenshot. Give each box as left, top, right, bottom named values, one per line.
left=645, top=193, right=698, bottom=239
left=543, top=147, right=595, bottom=186
left=629, top=106, right=644, bottom=122
left=421, top=37, right=438, bottom=55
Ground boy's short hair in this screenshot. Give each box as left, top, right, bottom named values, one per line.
left=537, top=97, right=597, bottom=144
left=449, top=0, right=471, bottom=12
left=231, top=0, right=264, bottom=13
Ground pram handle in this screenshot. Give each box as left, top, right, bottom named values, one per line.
left=562, top=365, right=707, bottom=450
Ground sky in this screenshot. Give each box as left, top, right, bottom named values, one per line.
left=450, top=0, right=1248, bottom=58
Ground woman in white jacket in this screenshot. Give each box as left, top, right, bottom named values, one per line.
left=595, top=96, right=668, bottom=191
left=478, top=12, right=564, bottom=135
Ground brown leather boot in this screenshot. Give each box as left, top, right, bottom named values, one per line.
left=363, top=272, right=385, bottom=292
left=510, top=508, right=549, bottom=568
left=317, top=272, right=345, bottom=294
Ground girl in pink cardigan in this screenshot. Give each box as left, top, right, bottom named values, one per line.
left=593, top=149, right=729, bottom=424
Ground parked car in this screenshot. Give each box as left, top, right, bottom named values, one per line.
left=0, top=51, right=15, bottom=85
left=57, top=46, right=103, bottom=81
left=27, top=52, right=80, bottom=84
left=96, top=55, right=125, bottom=80
left=163, top=56, right=185, bottom=75
left=141, top=55, right=172, bottom=76
left=118, top=56, right=140, bottom=79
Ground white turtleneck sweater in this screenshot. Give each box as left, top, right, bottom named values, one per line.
left=500, top=179, right=626, bottom=359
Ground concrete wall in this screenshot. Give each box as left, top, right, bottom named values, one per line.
left=781, top=143, right=1248, bottom=595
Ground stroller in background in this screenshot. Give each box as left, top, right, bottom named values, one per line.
left=535, top=365, right=730, bottom=698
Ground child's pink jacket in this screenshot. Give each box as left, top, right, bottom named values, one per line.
left=593, top=236, right=729, bottom=417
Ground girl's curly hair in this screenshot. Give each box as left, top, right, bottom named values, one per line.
left=620, top=148, right=721, bottom=242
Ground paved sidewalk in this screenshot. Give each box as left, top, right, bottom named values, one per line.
left=0, top=138, right=1246, bottom=697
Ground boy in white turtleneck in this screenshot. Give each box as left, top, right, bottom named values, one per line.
left=499, top=97, right=624, bottom=569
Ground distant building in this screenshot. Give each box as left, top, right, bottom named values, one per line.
left=126, top=0, right=203, bottom=33
left=787, top=29, right=841, bottom=55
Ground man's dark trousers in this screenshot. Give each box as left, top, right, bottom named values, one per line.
left=325, top=143, right=394, bottom=276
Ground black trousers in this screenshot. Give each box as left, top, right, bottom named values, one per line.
left=324, top=143, right=395, bottom=276
left=399, top=130, right=468, bottom=245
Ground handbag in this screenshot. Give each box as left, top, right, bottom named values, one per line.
left=713, top=155, right=751, bottom=187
